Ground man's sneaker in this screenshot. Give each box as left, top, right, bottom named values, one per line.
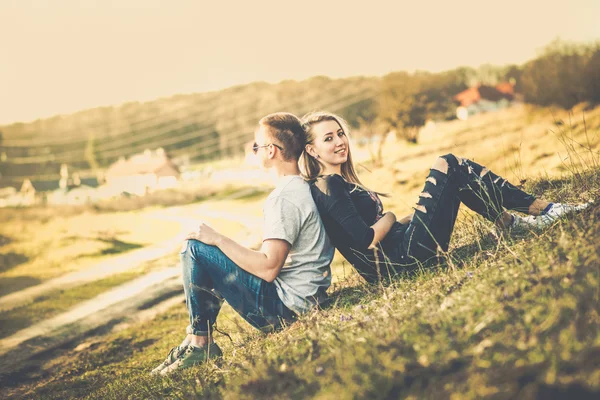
left=522, top=201, right=593, bottom=229
left=160, top=343, right=222, bottom=375
left=150, top=345, right=186, bottom=375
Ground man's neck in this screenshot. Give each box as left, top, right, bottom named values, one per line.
left=274, top=161, right=301, bottom=178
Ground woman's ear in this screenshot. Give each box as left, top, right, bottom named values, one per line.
left=305, top=144, right=317, bottom=159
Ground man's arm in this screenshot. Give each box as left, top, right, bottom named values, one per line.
left=185, top=223, right=290, bottom=283
left=215, top=235, right=289, bottom=283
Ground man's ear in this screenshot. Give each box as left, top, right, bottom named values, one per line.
left=267, top=144, right=277, bottom=160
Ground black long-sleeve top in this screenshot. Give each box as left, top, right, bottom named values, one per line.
left=310, top=174, right=408, bottom=282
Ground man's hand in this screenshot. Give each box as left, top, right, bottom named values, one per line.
left=185, top=223, right=222, bottom=246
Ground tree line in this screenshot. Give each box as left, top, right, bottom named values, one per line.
left=340, top=40, right=599, bottom=164
left=1, top=39, right=598, bottom=184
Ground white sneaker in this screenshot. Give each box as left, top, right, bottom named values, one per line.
left=510, top=214, right=530, bottom=229
left=491, top=214, right=529, bottom=240
left=522, top=201, right=593, bottom=229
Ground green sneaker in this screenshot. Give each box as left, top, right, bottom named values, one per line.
left=150, top=345, right=186, bottom=375
left=160, top=343, right=222, bottom=375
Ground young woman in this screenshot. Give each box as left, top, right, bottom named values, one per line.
left=301, top=111, right=591, bottom=283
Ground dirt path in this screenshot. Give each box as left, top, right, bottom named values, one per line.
left=0, top=189, right=264, bottom=370
left=0, top=189, right=263, bottom=313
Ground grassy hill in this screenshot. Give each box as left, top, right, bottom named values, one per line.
left=0, top=76, right=378, bottom=185
left=2, top=38, right=599, bottom=189
left=1, top=104, right=599, bottom=399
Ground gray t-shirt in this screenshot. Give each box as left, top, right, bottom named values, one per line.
left=263, top=175, right=334, bottom=314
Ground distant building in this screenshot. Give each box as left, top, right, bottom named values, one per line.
left=0, top=187, right=17, bottom=199
left=105, top=148, right=180, bottom=196
left=18, top=178, right=57, bottom=206
left=454, top=83, right=516, bottom=120
left=0, top=186, right=18, bottom=208
left=47, top=183, right=100, bottom=206
left=0, top=162, right=105, bottom=208
left=13, top=170, right=101, bottom=207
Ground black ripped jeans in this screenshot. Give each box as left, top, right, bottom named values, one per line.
left=381, top=153, right=537, bottom=269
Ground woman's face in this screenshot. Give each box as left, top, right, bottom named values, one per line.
left=307, top=120, right=349, bottom=169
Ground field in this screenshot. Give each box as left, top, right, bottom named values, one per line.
left=1, top=103, right=599, bottom=399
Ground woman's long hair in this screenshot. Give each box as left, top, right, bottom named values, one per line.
left=300, top=111, right=386, bottom=195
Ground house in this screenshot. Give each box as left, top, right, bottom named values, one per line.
left=47, top=183, right=101, bottom=206
left=0, top=187, right=17, bottom=199
left=0, top=186, right=18, bottom=208
left=4, top=164, right=104, bottom=207
left=18, top=179, right=61, bottom=206
left=105, top=148, right=180, bottom=196
left=454, top=83, right=515, bottom=120
left=46, top=175, right=102, bottom=206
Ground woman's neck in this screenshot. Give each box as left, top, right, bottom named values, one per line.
left=322, top=164, right=342, bottom=176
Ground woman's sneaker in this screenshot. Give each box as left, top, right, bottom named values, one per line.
left=160, top=343, right=222, bottom=375
left=523, top=201, right=593, bottom=229
left=150, top=345, right=186, bottom=375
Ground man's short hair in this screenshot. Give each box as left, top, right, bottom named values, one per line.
left=259, top=113, right=306, bottom=162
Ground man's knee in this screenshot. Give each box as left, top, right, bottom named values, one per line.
left=183, top=239, right=215, bottom=261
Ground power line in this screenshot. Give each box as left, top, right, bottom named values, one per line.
left=0, top=87, right=377, bottom=182
left=1, top=79, right=343, bottom=147
left=0, top=91, right=223, bottom=147
left=0, top=81, right=340, bottom=157
left=3, top=83, right=373, bottom=165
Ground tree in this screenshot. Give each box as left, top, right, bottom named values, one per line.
left=378, top=70, right=469, bottom=144
left=343, top=98, right=386, bottom=165
left=379, top=72, right=424, bottom=143
left=520, top=40, right=591, bottom=109
left=583, top=47, right=600, bottom=104
left=0, top=129, right=5, bottom=163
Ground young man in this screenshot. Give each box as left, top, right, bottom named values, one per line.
left=152, top=113, right=334, bottom=375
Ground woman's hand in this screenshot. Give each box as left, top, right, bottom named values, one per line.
left=185, top=223, right=222, bottom=247
left=385, top=211, right=397, bottom=223
left=368, top=212, right=396, bottom=249
left=398, top=213, right=413, bottom=225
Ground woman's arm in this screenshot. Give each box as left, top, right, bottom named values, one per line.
left=397, top=213, right=413, bottom=225
left=368, top=211, right=396, bottom=249
left=317, top=175, right=379, bottom=249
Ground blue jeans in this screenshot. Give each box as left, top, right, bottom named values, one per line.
left=346, top=154, right=538, bottom=282
left=400, top=153, right=536, bottom=262
left=180, top=239, right=296, bottom=336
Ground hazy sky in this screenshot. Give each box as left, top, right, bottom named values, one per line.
left=1, top=0, right=598, bottom=124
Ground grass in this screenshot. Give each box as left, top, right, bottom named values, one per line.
left=0, top=252, right=177, bottom=339
left=0, top=193, right=266, bottom=343
left=3, top=168, right=599, bottom=399
left=0, top=207, right=181, bottom=287
left=0, top=184, right=267, bottom=292
left=1, top=104, right=600, bottom=399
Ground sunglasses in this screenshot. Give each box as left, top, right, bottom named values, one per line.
left=252, top=142, right=283, bottom=154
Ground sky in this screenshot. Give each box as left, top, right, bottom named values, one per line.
left=0, top=0, right=598, bottom=124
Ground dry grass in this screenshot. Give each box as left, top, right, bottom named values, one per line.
left=1, top=104, right=599, bottom=399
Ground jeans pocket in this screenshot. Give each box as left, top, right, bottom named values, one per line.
left=179, top=240, right=189, bottom=254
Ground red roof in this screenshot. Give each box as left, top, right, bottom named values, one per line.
left=454, top=87, right=481, bottom=107
left=495, top=82, right=514, bottom=95
left=454, top=83, right=514, bottom=107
